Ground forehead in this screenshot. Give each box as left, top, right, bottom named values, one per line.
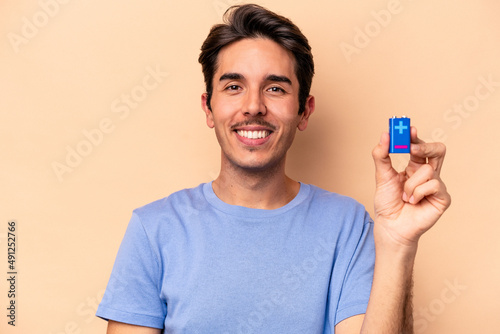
left=215, top=38, right=297, bottom=82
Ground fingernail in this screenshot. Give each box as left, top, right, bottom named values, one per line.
left=409, top=195, right=415, bottom=204
left=402, top=192, right=408, bottom=202
left=413, top=144, right=420, bottom=152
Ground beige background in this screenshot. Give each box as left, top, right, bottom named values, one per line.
left=1, top=0, right=499, bottom=333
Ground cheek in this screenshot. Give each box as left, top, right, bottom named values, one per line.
left=268, top=97, right=300, bottom=116
left=211, top=99, right=240, bottom=120
left=276, top=110, right=302, bottom=129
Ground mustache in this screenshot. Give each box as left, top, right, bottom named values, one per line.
left=230, top=119, right=277, bottom=131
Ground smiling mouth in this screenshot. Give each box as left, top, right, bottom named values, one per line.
left=235, top=130, right=272, bottom=139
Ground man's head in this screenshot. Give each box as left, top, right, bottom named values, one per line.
left=199, top=4, right=314, bottom=115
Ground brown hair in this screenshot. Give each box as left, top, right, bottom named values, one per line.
left=198, top=4, right=314, bottom=114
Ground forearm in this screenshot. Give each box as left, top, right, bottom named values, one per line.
left=361, top=230, right=417, bottom=334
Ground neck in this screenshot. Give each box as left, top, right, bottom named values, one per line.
left=212, top=155, right=300, bottom=210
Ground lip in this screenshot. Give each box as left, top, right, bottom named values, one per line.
left=234, top=126, right=274, bottom=131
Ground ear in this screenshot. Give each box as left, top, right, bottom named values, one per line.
left=201, top=93, right=214, bottom=128
left=297, top=95, right=315, bottom=131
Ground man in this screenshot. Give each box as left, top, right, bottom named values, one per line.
left=96, top=4, right=451, bottom=333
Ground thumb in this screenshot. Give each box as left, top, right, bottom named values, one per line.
left=372, top=132, right=395, bottom=183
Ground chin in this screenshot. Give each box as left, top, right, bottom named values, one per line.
left=228, top=155, right=284, bottom=173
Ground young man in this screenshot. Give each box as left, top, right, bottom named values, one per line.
left=96, top=4, right=451, bottom=333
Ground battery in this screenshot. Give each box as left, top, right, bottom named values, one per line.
left=389, top=116, right=411, bottom=153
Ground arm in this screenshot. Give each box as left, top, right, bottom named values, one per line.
left=107, top=320, right=161, bottom=334
left=96, top=213, right=167, bottom=332
left=336, top=127, right=451, bottom=334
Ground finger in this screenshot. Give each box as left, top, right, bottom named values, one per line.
left=407, top=179, right=449, bottom=207
left=411, top=142, right=447, bottom=173
left=372, top=132, right=395, bottom=183
left=409, top=127, right=427, bottom=165
left=409, top=126, right=447, bottom=173
left=403, top=164, right=435, bottom=203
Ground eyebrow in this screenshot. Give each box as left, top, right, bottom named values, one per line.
left=219, top=73, right=243, bottom=82
left=219, top=73, right=292, bottom=85
left=266, top=74, right=292, bottom=85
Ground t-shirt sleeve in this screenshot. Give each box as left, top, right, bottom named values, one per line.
left=333, top=210, right=375, bottom=326
left=96, top=212, right=166, bottom=329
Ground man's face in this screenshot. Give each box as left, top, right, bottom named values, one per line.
left=202, top=37, right=314, bottom=172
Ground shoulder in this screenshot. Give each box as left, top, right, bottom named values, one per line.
left=306, top=183, right=367, bottom=213
left=301, top=183, right=373, bottom=236
left=130, top=182, right=208, bottom=225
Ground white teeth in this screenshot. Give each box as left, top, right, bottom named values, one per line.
left=237, top=130, right=270, bottom=139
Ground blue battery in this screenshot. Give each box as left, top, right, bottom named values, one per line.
left=389, top=117, right=411, bottom=153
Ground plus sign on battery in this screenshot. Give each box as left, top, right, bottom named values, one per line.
left=394, top=121, right=408, bottom=134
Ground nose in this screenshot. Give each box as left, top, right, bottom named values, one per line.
left=242, top=89, right=266, bottom=116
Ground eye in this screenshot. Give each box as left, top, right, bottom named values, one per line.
left=267, top=86, right=286, bottom=94
left=225, top=84, right=241, bottom=91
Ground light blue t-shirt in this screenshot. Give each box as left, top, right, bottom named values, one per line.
left=96, top=182, right=375, bottom=333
